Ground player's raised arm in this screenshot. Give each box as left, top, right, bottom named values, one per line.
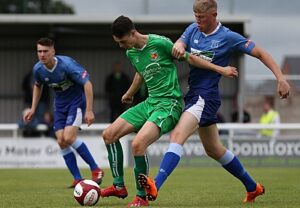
left=172, top=39, right=238, bottom=78
left=121, top=72, right=144, bottom=104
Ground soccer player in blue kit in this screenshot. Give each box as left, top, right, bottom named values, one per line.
left=23, top=38, right=104, bottom=188
left=139, top=0, right=291, bottom=203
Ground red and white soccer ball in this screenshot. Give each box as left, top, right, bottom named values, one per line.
left=73, top=180, right=101, bottom=206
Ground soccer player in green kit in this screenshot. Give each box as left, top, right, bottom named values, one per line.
left=100, top=15, right=238, bottom=207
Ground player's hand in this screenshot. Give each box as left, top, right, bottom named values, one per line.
left=121, top=93, right=134, bottom=104
left=277, top=79, right=290, bottom=99
left=23, top=108, right=34, bottom=124
left=172, top=42, right=186, bottom=59
left=85, top=110, right=95, bottom=126
left=222, top=66, right=238, bottom=78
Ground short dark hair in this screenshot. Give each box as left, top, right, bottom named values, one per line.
left=37, top=37, right=54, bottom=47
left=111, top=15, right=135, bottom=38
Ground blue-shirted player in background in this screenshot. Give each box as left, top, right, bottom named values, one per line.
left=23, top=38, right=104, bottom=188
left=139, top=0, right=290, bottom=203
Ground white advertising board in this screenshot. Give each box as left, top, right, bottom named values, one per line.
left=0, top=137, right=129, bottom=168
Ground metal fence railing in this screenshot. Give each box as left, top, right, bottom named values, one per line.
left=1, top=123, right=300, bottom=138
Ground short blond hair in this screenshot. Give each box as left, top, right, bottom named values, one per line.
left=193, top=0, right=217, bottom=13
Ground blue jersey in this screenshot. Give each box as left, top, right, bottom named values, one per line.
left=181, top=22, right=255, bottom=100
left=33, top=55, right=89, bottom=107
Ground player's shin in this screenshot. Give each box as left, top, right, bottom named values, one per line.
left=106, top=141, right=125, bottom=186
left=61, top=147, right=82, bottom=180
left=219, top=150, right=256, bottom=192
left=155, top=143, right=183, bottom=190
left=134, top=155, right=149, bottom=198
left=72, top=139, right=98, bottom=170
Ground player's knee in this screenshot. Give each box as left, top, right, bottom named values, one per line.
left=57, top=137, right=68, bottom=148
left=205, top=149, right=217, bottom=159
left=61, top=131, right=75, bottom=145
left=102, top=129, right=110, bottom=144
left=205, top=146, right=225, bottom=160
left=131, top=140, right=146, bottom=155
left=102, top=128, right=117, bottom=144
left=170, top=130, right=186, bottom=145
left=57, top=138, right=64, bottom=147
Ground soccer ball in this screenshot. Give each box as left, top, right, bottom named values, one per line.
left=73, top=180, right=101, bottom=206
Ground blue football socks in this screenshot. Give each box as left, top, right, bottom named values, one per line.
left=72, top=139, right=98, bottom=171
left=155, top=143, right=183, bottom=191
left=61, top=147, right=82, bottom=180
left=219, top=150, right=256, bottom=192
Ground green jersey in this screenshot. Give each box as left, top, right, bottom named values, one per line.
left=126, top=34, right=182, bottom=100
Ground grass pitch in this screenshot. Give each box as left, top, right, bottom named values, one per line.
left=0, top=167, right=299, bottom=207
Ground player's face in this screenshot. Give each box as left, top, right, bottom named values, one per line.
left=194, top=11, right=217, bottom=34
left=37, top=44, right=55, bottom=64
left=113, top=31, right=135, bottom=49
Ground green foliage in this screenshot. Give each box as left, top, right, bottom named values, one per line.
left=0, top=167, right=299, bottom=207
left=0, top=0, right=74, bottom=14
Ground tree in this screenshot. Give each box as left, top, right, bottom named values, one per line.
left=0, top=0, right=74, bottom=14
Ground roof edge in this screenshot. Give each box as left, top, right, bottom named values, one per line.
left=0, top=14, right=251, bottom=24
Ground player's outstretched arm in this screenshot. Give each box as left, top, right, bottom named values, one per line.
left=172, top=39, right=238, bottom=78
left=250, top=45, right=290, bottom=99
left=186, top=53, right=238, bottom=78
left=121, top=72, right=144, bottom=104
left=83, top=80, right=95, bottom=126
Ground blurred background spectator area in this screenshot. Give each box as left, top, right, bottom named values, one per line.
left=0, top=15, right=245, bottom=123
left=0, top=0, right=74, bottom=14
left=0, top=0, right=298, bottom=126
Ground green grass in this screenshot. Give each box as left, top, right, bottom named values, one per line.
left=0, top=167, right=299, bottom=207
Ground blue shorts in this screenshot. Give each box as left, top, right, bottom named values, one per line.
left=53, top=99, right=86, bottom=131
left=184, top=93, right=221, bottom=127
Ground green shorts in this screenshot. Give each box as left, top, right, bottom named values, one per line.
left=121, top=97, right=182, bottom=135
